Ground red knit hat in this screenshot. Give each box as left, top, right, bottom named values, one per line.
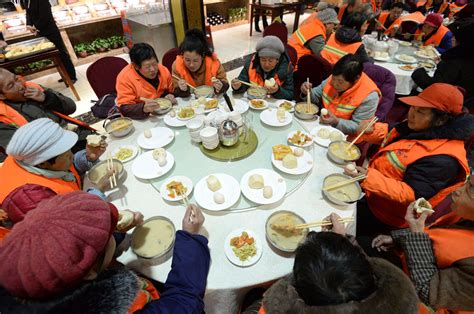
left=0, top=191, right=119, bottom=299
left=424, top=13, right=443, bottom=28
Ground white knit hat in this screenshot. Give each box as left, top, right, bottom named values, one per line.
left=317, top=8, right=340, bottom=25
left=6, top=118, right=78, bottom=166
left=255, top=35, right=285, bottom=59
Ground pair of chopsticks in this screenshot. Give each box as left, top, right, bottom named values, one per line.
left=306, top=78, right=311, bottom=113
left=236, top=79, right=259, bottom=88
left=172, top=74, right=196, bottom=90
left=346, top=117, right=379, bottom=151
left=106, top=154, right=117, bottom=189
left=179, top=189, right=195, bottom=223
left=294, top=217, right=355, bottom=230
left=375, top=20, right=387, bottom=31
left=323, top=174, right=367, bottom=191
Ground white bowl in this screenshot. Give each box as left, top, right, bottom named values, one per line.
left=200, top=127, right=218, bottom=140
left=186, top=118, right=204, bottom=132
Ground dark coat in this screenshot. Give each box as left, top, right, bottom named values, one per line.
left=363, top=62, right=397, bottom=122
left=21, top=0, right=58, bottom=35
left=334, top=27, right=372, bottom=64
left=412, top=45, right=474, bottom=100
left=253, top=258, right=419, bottom=314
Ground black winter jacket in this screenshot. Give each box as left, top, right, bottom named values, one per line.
left=334, top=27, right=372, bottom=64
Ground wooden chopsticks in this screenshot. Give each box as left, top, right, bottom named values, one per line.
left=346, top=117, right=378, bottom=151
left=237, top=79, right=259, bottom=88
left=294, top=217, right=355, bottom=230
left=177, top=189, right=195, bottom=223
left=172, top=74, right=196, bottom=90
left=107, top=154, right=117, bottom=189
left=323, top=174, right=367, bottom=191
left=306, top=77, right=311, bottom=113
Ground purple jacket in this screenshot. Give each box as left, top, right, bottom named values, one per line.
left=363, top=62, right=396, bottom=122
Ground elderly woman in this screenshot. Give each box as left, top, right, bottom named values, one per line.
left=301, top=54, right=380, bottom=134
left=414, top=13, right=453, bottom=53
left=350, top=83, right=472, bottom=237
left=172, top=28, right=228, bottom=97
left=0, top=118, right=109, bottom=204
left=231, top=36, right=294, bottom=100
left=371, top=174, right=474, bottom=312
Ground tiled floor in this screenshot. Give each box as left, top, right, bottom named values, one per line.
left=30, top=12, right=309, bottom=117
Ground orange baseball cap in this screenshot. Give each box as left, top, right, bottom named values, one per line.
left=399, top=83, right=464, bottom=114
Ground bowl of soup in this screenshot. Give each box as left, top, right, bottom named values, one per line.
left=87, top=159, right=125, bottom=185
left=105, top=117, right=133, bottom=137
left=265, top=211, right=309, bottom=253
left=294, top=102, right=319, bottom=120
left=247, top=86, right=267, bottom=99
left=194, top=85, right=214, bottom=98
left=327, top=140, right=361, bottom=164
left=131, top=216, right=176, bottom=261
left=322, top=173, right=362, bottom=205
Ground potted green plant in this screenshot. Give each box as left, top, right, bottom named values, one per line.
left=92, top=38, right=110, bottom=52
left=74, top=43, right=89, bottom=58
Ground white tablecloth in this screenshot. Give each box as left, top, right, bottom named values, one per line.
left=89, top=96, right=356, bottom=314
left=374, top=60, right=416, bottom=95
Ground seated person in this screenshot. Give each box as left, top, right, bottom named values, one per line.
left=377, top=2, right=405, bottom=34
left=390, top=11, right=426, bottom=39
left=231, top=36, right=294, bottom=100
left=418, top=0, right=450, bottom=17
left=414, top=13, right=453, bottom=53
left=301, top=54, right=380, bottom=134
left=0, top=192, right=211, bottom=313
left=0, top=68, right=92, bottom=162
left=321, top=12, right=371, bottom=64
left=116, top=43, right=176, bottom=120
left=242, top=214, right=418, bottom=313
left=348, top=83, right=472, bottom=237
left=412, top=16, right=474, bottom=100
left=287, top=7, right=339, bottom=63
left=449, top=0, right=468, bottom=18
left=0, top=118, right=109, bottom=204
left=338, top=0, right=364, bottom=25
left=371, top=173, right=474, bottom=312
left=172, top=28, right=228, bottom=97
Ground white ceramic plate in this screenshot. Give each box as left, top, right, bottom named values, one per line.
left=287, top=130, right=313, bottom=147
left=273, top=99, right=295, bottom=112
left=224, top=229, right=263, bottom=267
left=159, top=175, right=193, bottom=202
left=194, top=173, right=241, bottom=211
left=110, top=144, right=139, bottom=163
left=240, top=168, right=287, bottom=205
left=310, top=125, right=346, bottom=148
left=191, top=97, right=219, bottom=113
left=373, top=55, right=391, bottom=62
left=414, top=50, right=436, bottom=59
left=218, top=98, right=249, bottom=114
left=249, top=99, right=268, bottom=110
left=271, top=146, right=313, bottom=175
left=164, top=113, right=188, bottom=127
left=260, top=108, right=292, bottom=127
left=137, top=127, right=174, bottom=150
left=395, top=54, right=417, bottom=64
left=398, top=40, right=412, bottom=47
left=131, top=150, right=174, bottom=180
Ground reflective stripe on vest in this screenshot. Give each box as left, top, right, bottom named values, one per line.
left=321, top=72, right=380, bottom=120
left=416, top=25, right=450, bottom=47
left=174, top=54, right=221, bottom=87
left=288, top=14, right=327, bottom=62
left=320, top=35, right=362, bottom=65
left=247, top=55, right=283, bottom=87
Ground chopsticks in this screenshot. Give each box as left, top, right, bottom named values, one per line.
left=323, top=174, right=367, bottom=191
left=106, top=154, right=117, bottom=189
left=294, top=217, right=355, bottom=229
left=375, top=20, right=387, bottom=31
left=172, top=74, right=196, bottom=90
left=178, top=189, right=195, bottom=223
left=237, top=79, right=259, bottom=88
left=306, top=78, right=311, bottom=113
left=346, top=117, right=379, bottom=151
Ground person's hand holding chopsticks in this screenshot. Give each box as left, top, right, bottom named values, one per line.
left=300, top=81, right=313, bottom=96
left=96, top=167, right=116, bottom=192
left=321, top=213, right=347, bottom=235
left=231, top=78, right=242, bottom=90
left=182, top=204, right=205, bottom=235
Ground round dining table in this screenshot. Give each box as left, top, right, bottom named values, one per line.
left=85, top=94, right=357, bottom=314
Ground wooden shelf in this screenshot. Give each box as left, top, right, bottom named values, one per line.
left=210, top=19, right=248, bottom=31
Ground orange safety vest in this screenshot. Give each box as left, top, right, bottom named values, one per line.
left=449, top=3, right=466, bottom=17
left=386, top=11, right=425, bottom=34
left=0, top=156, right=81, bottom=204
left=415, top=24, right=450, bottom=47
left=288, top=13, right=327, bottom=62
left=174, top=53, right=221, bottom=87
left=0, top=101, right=28, bottom=127
left=247, top=55, right=284, bottom=87
left=322, top=73, right=380, bottom=120
left=338, top=4, right=348, bottom=21
left=378, top=12, right=401, bottom=34
left=320, top=34, right=363, bottom=65
left=128, top=277, right=161, bottom=313
left=116, top=64, right=173, bottom=106
left=363, top=130, right=469, bottom=227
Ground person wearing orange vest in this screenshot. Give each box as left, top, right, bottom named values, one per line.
left=231, top=36, right=294, bottom=100
left=0, top=68, right=93, bottom=162
left=172, top=28, right=228, bottom=98
left=348, top=83, right=472, bottom=236
left=418, top=0, right=450, bottom=17
left=0, top=118, right=111, bottom=204
left=321, top=12, right=371, bottom=65
left=0, top=192, right=211, bottom=313
left=116, top=43, right=175, bottom=120
left=377, top=2, right=404, bottom=34
left=388, top=11, right=426, bottom=40
left=371, top=174, right=474, bottom=312
left=287, top=8, right=340, bottom=64
left=240, top=214, right=419, bottom=313
left=414, top=13, right=453, bottom=53
left=338, top=0, right=363, bottom=24
left=301, top=54, right=380, bottom=134
left=449, top=0, right=467, bottom=18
